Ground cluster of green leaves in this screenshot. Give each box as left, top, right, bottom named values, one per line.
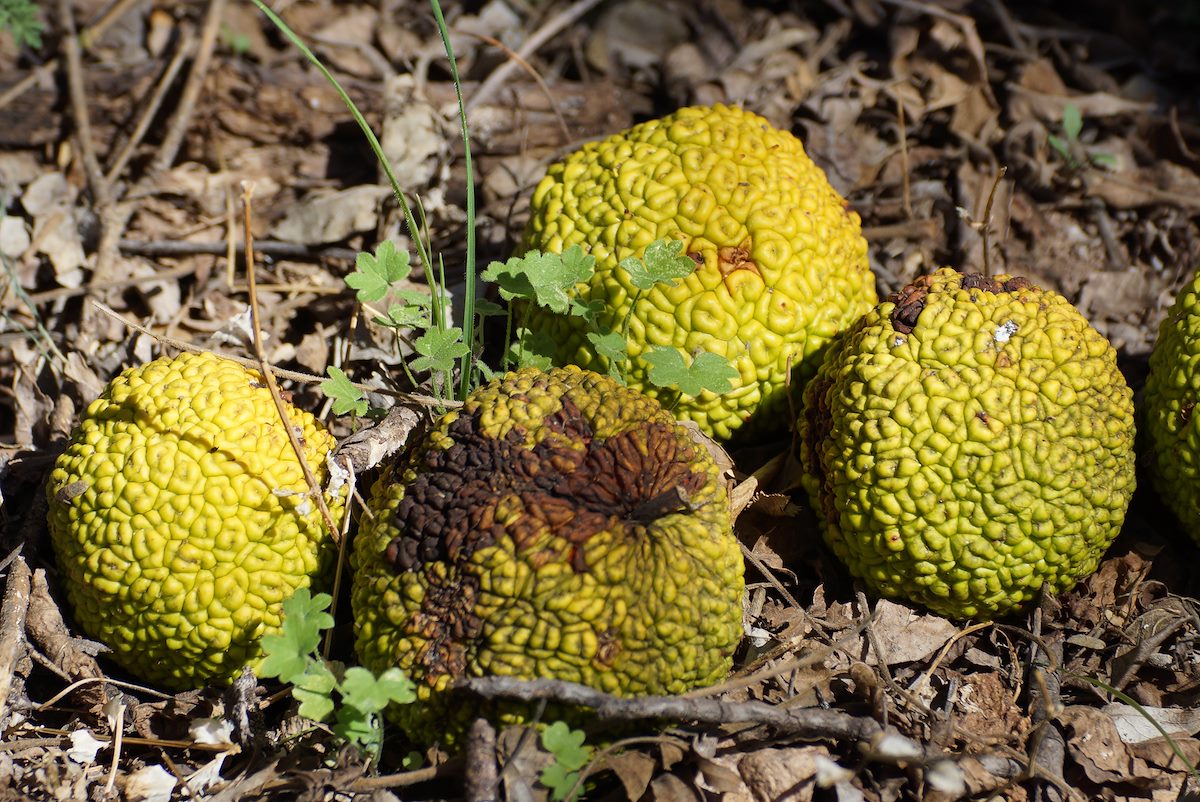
left=322, top=235, right=739, bottom=416
left=1048, top=103, right=1116, bottom=171
left=257, top=589, right=415, bottom=760
left=0, top=0, right=42, bottom=48
left=539, top=721, right=593, bottom=801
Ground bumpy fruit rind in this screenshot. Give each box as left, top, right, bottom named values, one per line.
left=46, top=351, right=342, bottom=689
left=1144, top=264, right=1200, bottom=544
left=351, top=365, right=745, bottom=743
left=797, top=268, right=1136, bottom=619
left=522, top=103, right=876, bottom=442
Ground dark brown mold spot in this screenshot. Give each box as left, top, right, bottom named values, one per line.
left=888, top=273, right=936, bottom=334
left=889, top=272, right=1035, bottom=334
left=1180, top=401, right=1194, bottom=427
left=387, top=397, right=708, bottom=576
left=717, top=240, right=761, bottom=291
left=383, top=395, right=709, bottom=681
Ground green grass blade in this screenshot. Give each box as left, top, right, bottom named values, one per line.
left=427, top=0, right=478, bottom=400
left=248, top=0, right=432, bottom=281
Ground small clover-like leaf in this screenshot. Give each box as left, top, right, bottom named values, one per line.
left=620, top=238, right=695, bottom=290
left=293, top=665, right=338, bottom=722
left=256, top=638, right=307, bottom=684
left=345, top=241, right=412, bottom=302
left=379, top=304, right=429, bottom=329
left=541, top=764, right=582, bottom=802
left=484, top=246, right=594, bottom=313
left=256, top=589, right=333, bottom=683
left=482, top=256, right=534, bottom=301
left=320, top=366, right=368, bottom=417
left=333, top=705, right=378, bottom=750
left=642, top=347, right=738, bottom=397
left=339, top=666, right=415, bottom=713
left=568, top=297, right=606, bottom=325
left=541, top=721, right=590, bottom=771
left=411, top=327, right=470, bottom=374
left=472, top=297, right=505, bottom=318
left=510, top=328, right=556, bottom=370
left=586, top=331, right=628, bottom=371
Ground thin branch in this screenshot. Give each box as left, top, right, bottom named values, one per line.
left=460, top=30, right=571, bottom=143
left=456, top=675, right=939, bottom=763
left=152, top=0, right=227, bottom=173
left=240, top=183, right=340, bottom=546
left=466, top=0, right=607, bottom=112
left=104, top=26, right=198, bottom=185
left=58, top=0, right=109, bottom=206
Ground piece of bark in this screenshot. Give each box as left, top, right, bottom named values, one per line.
left=0, top=552, right=33, bottom=731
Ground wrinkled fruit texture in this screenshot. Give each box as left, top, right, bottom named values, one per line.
left=797, top=269, right=1135, bottom=619
left=1144, top=265, right=1200, bottom=543
left=46, top=352, right=342, bottom=689
left=522, top=103, right=876, bottom=442
left=351, top=366, right=745, bottom=743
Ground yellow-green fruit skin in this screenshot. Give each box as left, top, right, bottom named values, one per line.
left=1144, top=266, right=1200, bottom=543
left=351, top=365, right=745, bottom=743
left=46, top=352, right=342, bottom=689
left=797, top=269, right=1136, bottom=619
left=522, top=104, right=877, bottom=442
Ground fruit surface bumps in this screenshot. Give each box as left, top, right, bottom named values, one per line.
left=351, top=365, right=745, bottom=742
left=1144, top=265, right=1200, bottom=544
left=46, top=351, right=342, bottom=688
left=797, top=269, right=1136, bottom=619
left=522, top=103, right=876, bottom=442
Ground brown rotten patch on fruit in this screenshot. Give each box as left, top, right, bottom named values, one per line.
left=350, top=366, right=746, bottom=744
left=890, top=272, right=1033, bottom=334
left=387, top=398, right=709, bottom=575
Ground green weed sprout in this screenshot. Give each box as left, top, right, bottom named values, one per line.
left=539, top=721, right=593, bottom=802
left=0, top=0, right=43, bottom=48
left=257, top=589, right=415, bottom=760
left=1048, top=103, right=1117, bottom=171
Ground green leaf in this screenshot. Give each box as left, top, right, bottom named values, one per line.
left=1089, top=152, right=1118, bottom=169
left=585, top=331, right=628, bottom=368
left=568, top=297, right=606, bottom=326
left=481, top=257, right=536, bottom=302
left=379, top=304, right=430, bottom=329
left=1047, top=134, right=1070, bottom=160
left=345, top=241, right=412, bottom=302
left=411, top=327, right=470, bottom=374
left=619, top=238, right=695, bottom=290
left=0, top=0, right=43, bottom=48
left=256, top=588, right=334, bottom=683
left=293, top=664, right=338, bottom=722
left=483, top=246, right=595, bottom=313
left=256, top=638, right=308, bottom=685
left=1061, top=103, right=1082, bottom=142
left=510, top=328, right=556, bottom=370
left=541, top=721, right=590, bottom=771
left=338, top=666, right=416, bottom=713
left=642, top=347, right=738, bottom=397
left=333, top=705, right=380, bottom=751
left=541, top=764, right=583, bottom=801
left=320, top=366, right=368, bottom=417
left=472, top=297, right=505, bottom=318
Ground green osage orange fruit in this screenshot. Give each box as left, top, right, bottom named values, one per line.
left=46, top=351, right=343, bottom=688
left=797, top=269, right=1136, bottom=619
left=521, top=103, right=876, bottom=443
